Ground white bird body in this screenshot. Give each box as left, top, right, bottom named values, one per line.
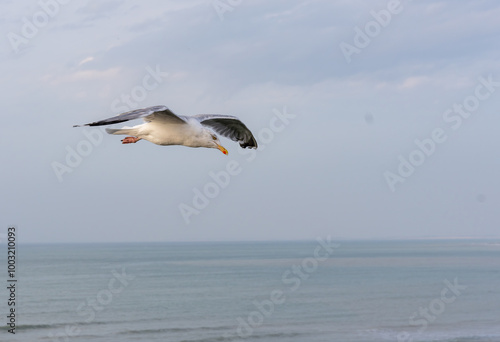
left=74, top=105, right=258, bottom=154
left=119, top=119, right=204, bottom=147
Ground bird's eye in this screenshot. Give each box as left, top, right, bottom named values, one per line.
left=212, top=135, right=217, bottom=140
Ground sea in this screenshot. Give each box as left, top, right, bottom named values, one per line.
left=1, top=239, right=499, bottom=342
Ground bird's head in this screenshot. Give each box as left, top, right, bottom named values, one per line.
left=203, top=130, right=228, bottom=155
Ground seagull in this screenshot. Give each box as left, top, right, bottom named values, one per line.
left=74, top=105, right=258, bottom=154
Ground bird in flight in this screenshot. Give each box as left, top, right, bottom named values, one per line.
left=74, top=105, right=258, bottom=154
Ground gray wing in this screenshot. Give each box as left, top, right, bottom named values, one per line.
left=193, top=114, right=258, bottom=149
left=73, top=105, right=186, bottom=127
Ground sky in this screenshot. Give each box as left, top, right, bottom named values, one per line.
left=1, top=0, right=500, bottom=243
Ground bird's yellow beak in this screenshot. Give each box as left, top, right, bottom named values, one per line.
left=217, top=144, right=228, bottom=155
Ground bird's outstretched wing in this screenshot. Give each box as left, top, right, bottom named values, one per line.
left=193, top=114, right=258, bottom=149
left=73, top=106, right=187, bottom=127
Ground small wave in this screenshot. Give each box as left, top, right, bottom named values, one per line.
left=434, top=336, right=500, bottom=342
left=0, top=323, right=62, bottom=331
left=251, top=332, right=302, bottom=340
left=120, top=327, right=302, bottom=342
left=119, top=325, right=234, bottom=335
left=179, top=332, right=303, bottom=342
left=0, top=320, right=111, bottom=332
left=179, top=337, right=232, bottom=342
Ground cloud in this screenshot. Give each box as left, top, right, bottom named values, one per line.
left=43, top=67, right=121, bottom=85
left=78, top=56, right=94, bottom=66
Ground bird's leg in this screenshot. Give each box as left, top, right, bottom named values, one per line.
left=121, top=136, right=142, bottom=144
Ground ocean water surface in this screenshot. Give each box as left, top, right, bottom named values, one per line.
left=1, top=239, right=499, bottom=342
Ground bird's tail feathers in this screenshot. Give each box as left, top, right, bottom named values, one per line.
left=105, top=127, right=137, bottom=136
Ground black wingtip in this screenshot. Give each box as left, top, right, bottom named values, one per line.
left=240, top=138, right=258, bottom=149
